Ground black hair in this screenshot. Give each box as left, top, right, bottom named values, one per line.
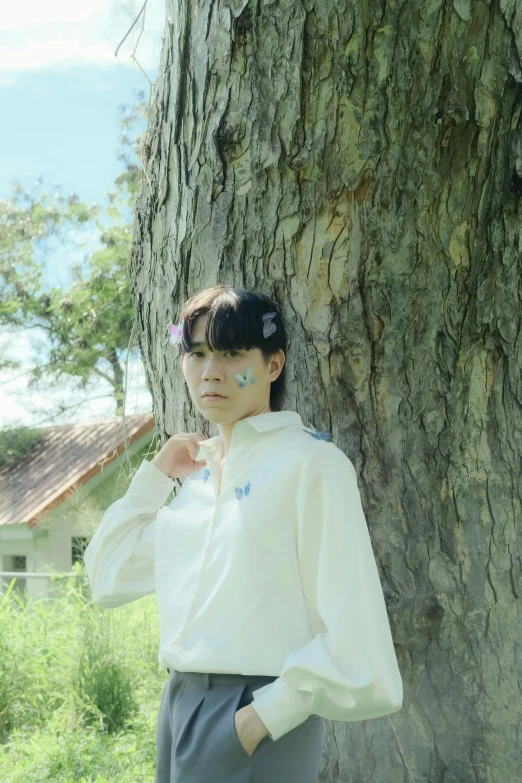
left=175, top=285, right=287, bottom=411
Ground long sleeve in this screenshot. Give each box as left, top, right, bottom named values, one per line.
left=250, top=444, right=403, bottom=741
left=83, top=459, right=176, bottom=608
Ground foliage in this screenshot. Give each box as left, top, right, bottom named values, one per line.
left=0, top=565, right=163, bottom=782
left=0, top=93, right=150, bottom=416
left=74, top=607, right=140, bottom=735
left=0, top=424, right=44, bottom=468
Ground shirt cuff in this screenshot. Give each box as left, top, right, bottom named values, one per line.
left=118, top=459, right=175, bottom=510
left=250, top=678, right=315, bottom=741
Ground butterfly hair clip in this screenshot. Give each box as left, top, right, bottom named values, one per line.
left=168, top=320, right=184, bottom=345
left=262, top=312, right=277, bottom=338
left=303, top=422, right=332, bottom=441
left=235, top=480, right=251, bottom=499
left=232, top=365, right=256, bottom=388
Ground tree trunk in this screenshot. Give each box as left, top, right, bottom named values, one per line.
left=130, top=1, right=522, bottom=780
left=107, top=347, right=125, bottom=415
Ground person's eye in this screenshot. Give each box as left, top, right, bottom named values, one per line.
left=190, top=350, right=240, bottom=357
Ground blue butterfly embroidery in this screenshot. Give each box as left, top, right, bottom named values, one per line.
left=235, top=480, right=251, bottom=500
left=232, top=366, right=256, bottom=388
left=302, top=423, right=332, bottom=441
left=202, top=468, right=210, bottom=481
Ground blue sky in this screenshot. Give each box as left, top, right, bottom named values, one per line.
left=0, top=0, right=166, bottom=427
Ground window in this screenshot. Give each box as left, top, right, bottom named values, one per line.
left=72, top=536, right=89, bottom=566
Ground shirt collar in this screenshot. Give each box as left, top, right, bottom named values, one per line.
left=194, top=410, right=303, bottom=462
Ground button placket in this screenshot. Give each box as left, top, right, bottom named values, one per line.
left=175, top=430, right=244, bottom=636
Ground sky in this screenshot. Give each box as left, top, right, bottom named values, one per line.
left=0, top=0, right=167, bottom=428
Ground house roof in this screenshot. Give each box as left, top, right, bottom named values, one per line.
left=0, top=413, right=155, bottom=529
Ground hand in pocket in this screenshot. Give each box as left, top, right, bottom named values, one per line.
left=234, top=706, right=267, bottom=757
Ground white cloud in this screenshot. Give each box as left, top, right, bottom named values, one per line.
left=0, top=39, right=129, bottom=73
left=0, top=1, right=111, bottom=30
left=0, top=0, right=165, bottom=76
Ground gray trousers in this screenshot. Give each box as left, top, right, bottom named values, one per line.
left=155, top=669, right=323, bottom=783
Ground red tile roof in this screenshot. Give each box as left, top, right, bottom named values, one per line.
left=0, top=413, right=155, bottom=529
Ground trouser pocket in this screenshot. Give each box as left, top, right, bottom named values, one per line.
left=229, top=680, right=277, bottom=759
left=227, top=682, right=254, bottom=759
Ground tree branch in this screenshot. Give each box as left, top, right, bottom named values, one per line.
left=0, top=360, right=77, bottom=388
left=29, top=394, right=116, bottom=428
left=92, top=366, right=116, bottom=387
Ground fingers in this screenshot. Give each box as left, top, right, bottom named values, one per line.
left=190, top=433, right=207, bottom=462
left=185, top=433, right=207, bottom=466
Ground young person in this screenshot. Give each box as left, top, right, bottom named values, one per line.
left=83, top=285, right=403, bottom=783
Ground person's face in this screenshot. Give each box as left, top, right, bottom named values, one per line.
left=181, top=313, right=285, bottom=425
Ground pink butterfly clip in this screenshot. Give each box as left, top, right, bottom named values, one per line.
left=168, top=320, right=184, bottom=345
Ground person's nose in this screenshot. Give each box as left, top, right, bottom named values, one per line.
left=202, top=357, right=225, bottom=379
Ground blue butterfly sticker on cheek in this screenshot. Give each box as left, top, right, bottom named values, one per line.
left=302, top=422, right=332, bottom=441
left=232, top=366, right=255, bottom=388
left=235, top=480, right=251, bottom=499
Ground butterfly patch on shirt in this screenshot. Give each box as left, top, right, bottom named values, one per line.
left=234, top=480, right=251, bottom=499
left=201, top=468, right=211, bottom=481
left=302, top=422, right=332, bottom=441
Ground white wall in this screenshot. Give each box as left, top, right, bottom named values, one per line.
left=0, top=430, right=156, bottom=600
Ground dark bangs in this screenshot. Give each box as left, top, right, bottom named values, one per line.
left=175, top=285, right=288, bottom=410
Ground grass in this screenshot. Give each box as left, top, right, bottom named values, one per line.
left=0, top=564, right=166, bottom=782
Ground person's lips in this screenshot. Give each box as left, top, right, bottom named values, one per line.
left=203, top=393, right=226, bottom=399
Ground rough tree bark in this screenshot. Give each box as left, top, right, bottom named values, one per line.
left=130, top=1, right=522, bottom=780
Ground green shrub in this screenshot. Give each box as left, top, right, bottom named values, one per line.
left=74, top=606, right=140, bottom=734
left=0, top=425, right=44, bottom=468
left=0, top=568, right=163, bottom=782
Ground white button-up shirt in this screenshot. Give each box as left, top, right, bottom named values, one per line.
left=83, top=410, right=403, bottom=741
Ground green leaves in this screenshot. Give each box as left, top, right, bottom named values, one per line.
left=0, top=424, right=44, bottom=468
left=0, top=96, right=149, bottom=417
